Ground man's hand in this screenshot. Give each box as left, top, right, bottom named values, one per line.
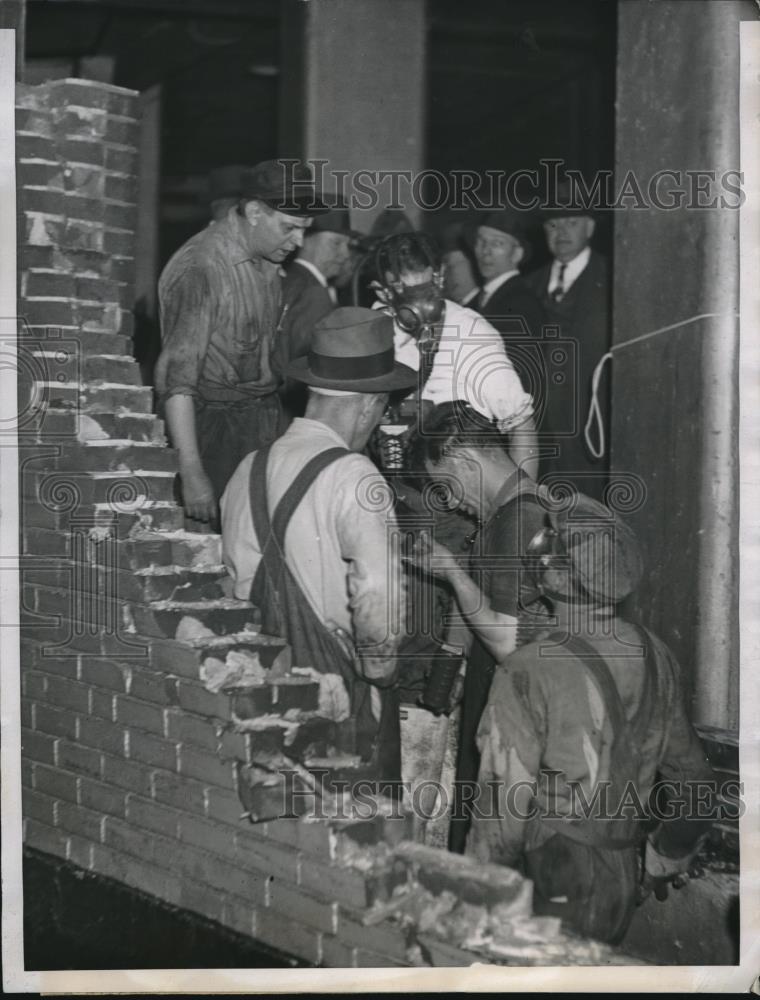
left=408, top=530, right=458, bottom=581
left=180, top=461, right=217, bottom=522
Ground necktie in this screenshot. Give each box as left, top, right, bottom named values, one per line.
left=475, top=288, right=487, bottom=311
left=552, top=263, right=567, bottom=303
left=419, top=323, right=444, bottom=386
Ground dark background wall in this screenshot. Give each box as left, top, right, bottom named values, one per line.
left=23, top=0, right=616, bottom=270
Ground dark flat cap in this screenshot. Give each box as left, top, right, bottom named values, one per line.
left=241, top=159, right=330, bottom=215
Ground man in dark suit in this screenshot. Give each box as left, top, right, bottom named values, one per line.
left=277, top=208, right=360, bottom=416
left=473, top=209, right=546, bottom=428
left=526, top=200, right=611, bottom=500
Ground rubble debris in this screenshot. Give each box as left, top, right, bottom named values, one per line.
left=200, top=648, right=267, bottom=693
left=175, top=615, right=216, bottom=643
left=292, top=667, right=351, bottom=722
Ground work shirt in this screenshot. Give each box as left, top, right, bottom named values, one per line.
left=391, top=299, right=534, bottom=432
left=467, top=619, right=715, bottom=867
left=155, top=211, right=283, bottom=405
left=220, top=418, right=406, bottom=654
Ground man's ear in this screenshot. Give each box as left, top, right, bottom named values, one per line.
left=584, top=218, right=596, bottom=241
left=513, top=244, right=525, bottom=267
left=243, top=200, right=262, bottom=227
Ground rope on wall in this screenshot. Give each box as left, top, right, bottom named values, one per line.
left=584, top=311, right=740, bottom=460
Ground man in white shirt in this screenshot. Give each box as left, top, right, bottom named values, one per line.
left=526, top=188, right=611, bottom=500
left=221, top=307, right=417, bottom=781
left=373, top=231, right=538, bottom=477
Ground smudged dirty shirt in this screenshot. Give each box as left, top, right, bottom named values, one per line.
left=155, top=212, right=282, bottom=405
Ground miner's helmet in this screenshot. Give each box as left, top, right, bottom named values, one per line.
left=524, top=493, right=644, bottom=604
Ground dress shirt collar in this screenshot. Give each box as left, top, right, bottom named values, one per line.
left=480, top=269, right=520, bottom=306
left=294, top=257, right=329, bottom=288
left=288, top=416, right=352, bottom=449
left=460, top=287, right=479, bottom=306
left=549, top=245, right=591, bottom=291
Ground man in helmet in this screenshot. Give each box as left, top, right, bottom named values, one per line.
left=464, top=496, right=718, bottom=944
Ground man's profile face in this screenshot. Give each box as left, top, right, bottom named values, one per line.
left=474, top=226, right=524, bottom=282
left=246, top=203, right=312, bottom=262
left=543, top=216, right=595, bottom=264
left=318, top=232, right=352, bottom=281
left=424, top=450, right=483, bottom=520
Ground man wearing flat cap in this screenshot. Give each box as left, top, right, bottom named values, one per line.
left=465, top=495, right=716, bottom=944
left=221, top=308, right=417, bottom=782
left=155, top=159, right=326, bottom=527
left=526, top=185, right=611, bottom=499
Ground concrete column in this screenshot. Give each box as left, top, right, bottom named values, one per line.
left=279, top=0, right=426, bottom=232
left=612, top=0, right=751, bottom=728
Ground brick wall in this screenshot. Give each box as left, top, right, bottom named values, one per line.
left=14, top=78, right=734, bottom=972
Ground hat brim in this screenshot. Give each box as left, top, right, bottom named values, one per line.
left=539, top=205, right=597, bottom=221
left=255, top=194, right=334, bottom=216
left=284, top=356, right=418, bottom=393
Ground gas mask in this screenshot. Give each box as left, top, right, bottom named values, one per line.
left=382, top=273, right=445, bottom=338
left=520, top=519, right=574, bottom=607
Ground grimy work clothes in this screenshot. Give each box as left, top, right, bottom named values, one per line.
left=156, top=211, right=286, bottom=497
left=467, top=620, right=715, bottom=944
left=449, top=469, right=549, bottom=854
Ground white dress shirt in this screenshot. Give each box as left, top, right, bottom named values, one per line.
left=547, top=246, right=591, bottom=296
left=391, top=299, right=534, bottom=432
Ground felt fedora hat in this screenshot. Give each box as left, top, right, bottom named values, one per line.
left=241, top=158, right=331, bottom=215
left=309, top=207, right=363, bottom=241
left=538, top=179, right=598, bottom=221
left=285, top=307, right=417, bottom=392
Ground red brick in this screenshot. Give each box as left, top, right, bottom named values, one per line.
left=89, top=686, right=115, bottom=720
left=22, top=298, right=77, bottom=328
left=48, top=80, right=137, bottom=116
left=21, top=187, right=65, bottom=216
left=393, top=841, right=526, bottom=907
left=24, top=270, right=76, bottom=298
left=268, top=881, right=338, bottom=934
left=102, top=815, right=160, bottom=863
left=62, top=220, right=104, bottom=253
left=44, top=675, right=90, bottom=713
left=263, top=818, right=301, bottom=848
left=33, top=703, right=77, bottom=740
left=20, top=162, right=65, bottom=189
left=22, top=670, right=47, bottom=700
left=34, top=763, right=78, bottom=803
left=62, top=138, right=105, bottom=166
left=126, top=794, right=180, bottom=837
left=105, top=118, right=139, bottom=145
left=101, top=752, right=153, bottom=796
left=353, top=948, right=407, bottom=968
left=180, top=880, right=224, bottom=922
left=127, top=729, right=177, bottom=771
left=178, top=744, right=234, bottom=788
left=320, top=936, right=356, bottom=968
left=21, top=523, right=69, bottom=555
left=24, top=817, right=69, bottom=860
left=23, top=787, right=57, bottom=825
left=21, top=727, right=57, bottom=765
left=67, top=833, right=94, bottom=870
left=90, top=844, right=182, bottom=906
left=299, top=859, right=374, bottom=910
left=105, top=146, right=137, bottom=173
left=77, top=715, right=126, bottom=756
left=217, top=729, right=249, bottom=762
left=65, top=194, right=105, bottom=224
left=205, top=787, right=246, bottom=826
left=105, top=174, right=137, bottom=202
left=115, top=694, right=164, bottom=735
left=234, top=829, right=300, bottom=883
left=416, top=933, right=478, bottom=967
left=56, top=799, right=104, bottom=842
left=154, top=772, right=206, bottom=815
left=164, top=709, right=218, bottom=749
left=129, top=670, right=176, bottom=706
left=17, top=134, right=56, bottom=159
left=222, top=894, right=256, bottom=938
left=79, top=777, right=125, bottom=817
left=21, top=699, right=33, bottom=730
left=64, top=163, right=105, bottom=198
left=104, top=201, right=136, bottom=230
left=252, top=909, right=321, bottom=965
left=338, top=913, right=409, bottom=962
left=56, top=738, right=102, bottom=779
left=297, top=820, right=338, bottom=861
left=104, top=229, right=134, bottom=256
left=150, top=641, right=203, bottom=680
left=80, top=658, right=129, bottom=692
left=176, top=680, right=232, bottom=720
left=21, top=758, right=34, bottom=789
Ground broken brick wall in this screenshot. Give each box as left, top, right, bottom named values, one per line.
left=15, top=77, right=738, bottom=971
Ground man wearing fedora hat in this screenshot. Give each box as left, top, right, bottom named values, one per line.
left=276, top=207, right=363, bottom=415
left=156, top=159, right=327, bottom=527
left=526, top=184, right=611, bottom=500
left=465, top=496, right=716, bottom=944
left=221, top=308, right=417, bottom=781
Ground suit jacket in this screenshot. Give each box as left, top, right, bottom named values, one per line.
left=476, top=273, right=546, bottom=422
left=277, top=262, right=335, bottom=368
left=526, top=250, right=611, bottom=498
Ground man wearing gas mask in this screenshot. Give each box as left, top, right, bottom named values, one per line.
left=371, top=232, right=538, bottom=478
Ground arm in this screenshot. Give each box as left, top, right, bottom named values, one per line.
left=157, top=266, right=217, bottom=521
left=507, top=413, right=539, bottom=480
left=338, top=468, right=406, bottom=686
left=414, top=533, right=518, bottom=664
